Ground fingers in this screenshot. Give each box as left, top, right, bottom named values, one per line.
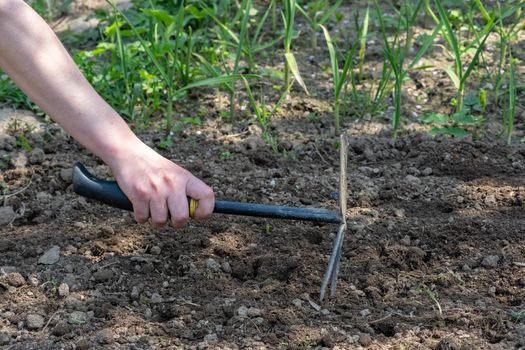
left=186, top=177, right=215, bottom=220
left=114, top=154, right=213, bottom=227
left=167, top=190, right=189, bottom=228
left=149, top=197, right=168, bottom=227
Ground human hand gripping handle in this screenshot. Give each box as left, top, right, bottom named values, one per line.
left=73, top=162, right=202, bottom=219
left=73, top=163, right=343, bottom=224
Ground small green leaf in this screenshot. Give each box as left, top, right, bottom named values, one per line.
left=451, top=111, right=481, bottom=125
left=420, top=113, right=449, bottom=124
left=430, top=127, right=469, bottom=138
left=442, top=66, right=460, bottom=89
left=142, top=9, right=176, bottom=26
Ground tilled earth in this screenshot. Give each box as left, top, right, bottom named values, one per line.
left=2, top=110, right=525, bottom=350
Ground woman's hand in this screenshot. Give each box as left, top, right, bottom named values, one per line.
left=108, top=142, right=215, bottom=228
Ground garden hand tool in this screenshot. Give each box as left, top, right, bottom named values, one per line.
left=72, top=134, right=349, bottom=299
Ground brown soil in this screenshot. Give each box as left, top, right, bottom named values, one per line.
left=2, top=1, right=525, bottom=349
left=2, top=113, right=525, bottom=349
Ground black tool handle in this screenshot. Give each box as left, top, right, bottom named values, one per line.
left=72, top=162, right=341, bottom=223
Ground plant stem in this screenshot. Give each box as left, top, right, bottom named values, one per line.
left=334, top=100, right=340, bottom=135
left=393, top=78, right=401, bottom=138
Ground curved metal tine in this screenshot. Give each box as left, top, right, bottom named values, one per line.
left=320, top=236, right=338, bottom=301
left=330, top=223, right=347, bottom=296
left=320, top=134, right=349, bottom=301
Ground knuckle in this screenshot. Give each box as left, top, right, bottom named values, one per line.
left=203, top=186, right=215, bottom=199
left=131, top=185, right=149, bottom=200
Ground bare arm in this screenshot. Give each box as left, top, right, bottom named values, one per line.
left=0, top=0, right=214, bottom=226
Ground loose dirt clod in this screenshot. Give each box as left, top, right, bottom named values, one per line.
left=37, top=246, right=60, bottom=265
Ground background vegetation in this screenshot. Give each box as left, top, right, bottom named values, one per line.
left=1, top=0, right=524, bottom=147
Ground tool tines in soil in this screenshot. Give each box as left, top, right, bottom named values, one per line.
left=320, top=134, right=348, bottom=301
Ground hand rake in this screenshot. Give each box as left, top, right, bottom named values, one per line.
left=72, top=135, right=349, bottom=301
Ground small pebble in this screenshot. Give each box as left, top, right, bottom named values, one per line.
left=359, top=333, right=373, bottom=346
left=68, top=311, right=88, bottom=325
left=421, top=167, right=433, bottom=176
left=246, top=307, right=263, bottom=317
left=205, top=258, right=221, bottom=271
left=38, top=246, right=60, bottom=265
left=95, top=329, right=114, bottom=344
left=0, top=331, right=11, bottom=345
left=0, top=206, right=16, bottom=226
left=150, top=246, right=161, bottom=255
left=405, top=174, right=421, bottom=186
left=60, top=168, right=73, bottom=183
left=400, top=235, right=411, bottom=246
left=221, top=262, right=232, bottom=274
left=236, top=305, right=248, bottom=318
left=150, top=293, right=163, bottom=304
left=58, top=283, right=70, bottom=297
left=481, top=255, right=500, bottom=268
left=52, top=321, right=71, bottom=337
left=360, top=309, right=371, bottom=317
left=26, top=314, right=45, bottom=330
left=292, top=298, right=302, bottom=307
left=131, top=286, right=141, bottom=300
left=92, top=269, right=113, bottom=282
left=484, top=194, right=496, bottom=207
left=5, top=272, right=26, bottom=287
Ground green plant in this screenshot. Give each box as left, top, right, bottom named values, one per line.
left=296, top=0, right=343, bottom=48
left=16, top=135, right=32, bottom=152
left=376, top=0, right=441, bottom=137
left=357, top=6, right=370, bottom=80
left=345, top=5, right=394, bottom=119
left=421, top=109, right=484, bottom=138
left=31, top=0, right=71, bottom=21
left=0, top=73, right=37, bottom=111
left=505, top=47, right=516, bottom=145
left=416, top=286, right=442, bottom=315
left=434, top=0, right=495, bottom=113
left=243, top=78, right=291, bottom=152
left=474, top=1, right=524, bottom=108
left=321, top=24, right=360, bottom=135
left=219, top=150, right=232, bottom=160
left=283, top=0, right=308, bottom=95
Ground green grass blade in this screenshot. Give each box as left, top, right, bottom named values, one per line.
left=507, top=47, right=516, bottom=145
left=461, top=25, right=493, bottom=86
left=174, top=74, right=259, bottom=95
left=109, top=2, right=169, bottom=83
left=193, top=53, right=235, bottom=94
left=435, top=0, right=462, bottom=81
left=337, top=32, right=361, bottom=98
left=233, top=0, right=251, bottom=74
left=284, top=53, right=309, bottom=94
left=321, top=25, right=339, bottom=90
left=204, top=8, right=240, bottom=44
left=408, top=21, right=442, bottom=70
left=295, top=3, right=315, bottom=28
left=318, top=0, right=344, bottom=25
left=358, top=6, right=370, bottom=78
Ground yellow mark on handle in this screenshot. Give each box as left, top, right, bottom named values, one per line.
left=189, top=199, right=199, bottom=219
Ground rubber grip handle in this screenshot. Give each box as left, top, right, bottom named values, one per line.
left=73, top=162, right=134, bottom=211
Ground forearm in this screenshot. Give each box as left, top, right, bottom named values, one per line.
left=0, top=0, right=143, bottom=166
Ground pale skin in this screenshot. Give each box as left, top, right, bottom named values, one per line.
left=0, top=0, right=215, bottom=227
